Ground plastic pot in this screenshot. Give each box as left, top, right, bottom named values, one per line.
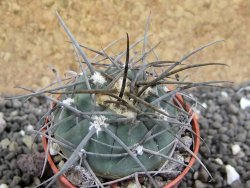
left=42, top=94, right=200, bottom=188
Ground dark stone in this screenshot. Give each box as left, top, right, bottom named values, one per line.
left=235, top=133, right=247, bottom=142
left=9, top=159, right=17, bottom=170
left=227, top=159, right=237, bottom=166
left=228, top=104, right=239, bottom=114
left=220, top=134, right=230, bottom=143
left=12, top=99, right=22, bottom=108
left=212, top=121, right=221, bottom=129
left=27, top=114, right=37, bottom=125
left=4, top=170, right=14, bottom=180
left=226, top=129, right=235, bottom=137
left=245, top=121, right=250, bottom=130
left=229, top=115, right=238, bottom=125
left=5, top=152, right=16, bottom=160
left=218, top=96, right=230, bottom=105
left=242, top=171, right=250, bottom=181
left=213, top=114, right=223, bottom=123
left=194, top=180, right=208, bottom=188
left=0, top=164, right=8, bottom=171
left=21, top=173, right=31, bottom=186
left=207, top=129, right=217, bottom=135
left=218, top=127, right=227, bottom=133
left=246, top=180, right=250, bottom=188
left=198, top=167, right=210, bottom=182
left=11, top=176, right=21, bottom=186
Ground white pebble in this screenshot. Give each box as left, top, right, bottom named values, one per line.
left=215, top=158, right=223, bottom=165
left=240, top=97, right=250, bottom=110
left=225, top=165, right=240, bottom=185
left=202, top=103, right=207, bottom=109
left=26, top=124, right=34, bottom=132
left=0, top=184, right=8, bottom=188
left=49, top=142, right=60, bottom=156
left=221, top=91, right=228, bottom=97
left=19, top=130, right=25, bottom=136
left=0, top=112, right=6, bottom=133
left=232, top=144, right=241, bottom=155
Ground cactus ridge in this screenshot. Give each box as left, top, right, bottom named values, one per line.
left=7, top=12, right=230, bottom=188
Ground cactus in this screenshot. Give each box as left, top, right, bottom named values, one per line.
left=8, top=12, right=228, bottom=188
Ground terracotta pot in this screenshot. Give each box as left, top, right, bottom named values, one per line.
left=42, top=94, right=200, bottom=188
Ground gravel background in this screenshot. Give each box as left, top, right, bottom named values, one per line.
left=0, top=83, right=250, bottom=188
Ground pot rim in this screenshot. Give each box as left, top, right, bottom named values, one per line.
left=42, top=94, right=200, bottom=188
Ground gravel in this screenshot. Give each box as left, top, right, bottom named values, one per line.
left=0, top=83, right=250, bottom=187
left=179, top=83, right=250, bottom=188
left=0, top=96, right=57, bottom=188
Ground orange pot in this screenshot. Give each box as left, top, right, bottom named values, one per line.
left=42, top=94, right=200, bottom=188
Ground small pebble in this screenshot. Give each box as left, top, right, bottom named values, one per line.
left=221, top=91, right=228, bottom=97
left=19, top=130, right=25, bottom=136
left=26, top=124, right=34, bottom=132
left=0, top=113, right=7, bottom=133
left=49, top=142, right=60, bottom=156
left=0, top=184, right=8, bottom=188
left=240, top=97, right=250, bottom=110
left=231, top=144, right=241, bottom=155
left=0, top=138, right=10, bottom=149
left=22, top=136, right=33, bottom=149
left=11, top=176, right=21, bottom=186
left=194, top=180, right=207, bottom=188
left=225, top=165, right=240, bottom=185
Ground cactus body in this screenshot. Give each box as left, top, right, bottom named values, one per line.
left=53, top=68, right=180, bottom=179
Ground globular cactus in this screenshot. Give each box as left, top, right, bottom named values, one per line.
left=53, top=67, right=180, bottom=180
left=9, top=12, right=227, bottom=188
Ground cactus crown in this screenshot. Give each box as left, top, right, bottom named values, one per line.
left=8, top=12, right=228, bottom=188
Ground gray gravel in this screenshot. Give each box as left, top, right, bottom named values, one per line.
left=0, top=97, right=57, bottom=188
left=1, top=82, right=250, bottom=188
left=179, top=83, right=250, bottom=188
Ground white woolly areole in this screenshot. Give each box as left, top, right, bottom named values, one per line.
left=135, top=145, right=144, bottom=155
left=225, top=164, right=240, bottom=185
left=232, top=144, right=241, bottom=155
left=157, top=108, right=169, bottom=121
left=182, top=135, right=193, bottom=148
left=62, top=98, right=74, bottom=106
left=176, top=154, right=184, bottom=163
left=89, top=115, right=109, bottom=135
left=90, top=72, right=106, bottom=86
